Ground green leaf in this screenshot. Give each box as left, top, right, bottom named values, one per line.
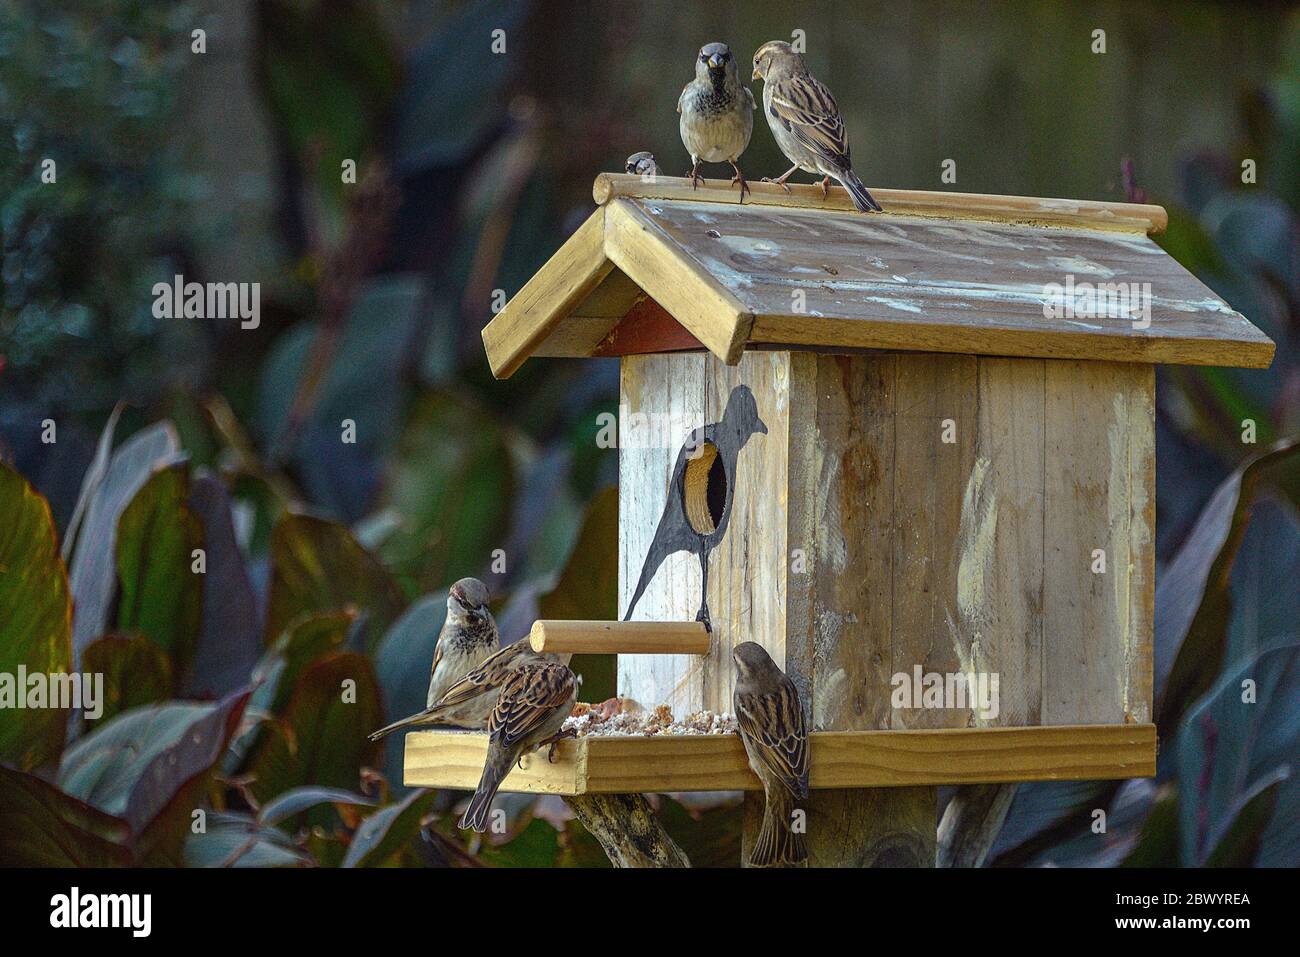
left=1176, top=644, right=1300, bottom=866
left=68, top=421, right=183, bottom=666
left=186, top=473, right=261, bottom=697
left=0, top=463, right=73, bottom=770
left=58, top=692, right=250, bottom=835
left=1156, top=438, right=1300, bottom=734
left=341, top=788, right=436, bottom=867
left=374, top=594, right=445, bottom=789
left=184, top=811, right=313, bottom=868
left=266, top=513, right=404, bottom=653
left=378, top=392, right=515, bottom=595
left=1203, top=769, right=1289, bottom=867
left=245, top=653, right=383, bottom=826
left=0, top=766, right=132, bottom=866
left=251, top=610, right=355, bottom=718
left=258, top=786, right=378, bottom=829
left=81, top=633, right=172, bottom=726
left=114, top=464, right=203, bottom=686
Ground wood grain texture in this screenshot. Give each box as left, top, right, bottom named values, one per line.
left=1043, top=361, right=1155, bottom=725
left=617, top=351, right=791, bottom=716
left=527, top=620, right=710, bottom=655
left=403, top=724, right=1157, bottom=794
left=635, top=198, right=1272, bottom=369
left=592, top=173, right=1170, bottom=234
left=603, top=199, right=753, bottom=364
left=564, top=794, right=690, bottom=867
left=480, top=208, right=611, bottom=378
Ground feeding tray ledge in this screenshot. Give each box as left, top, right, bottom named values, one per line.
left=403, top=723, right=1157, bottom=795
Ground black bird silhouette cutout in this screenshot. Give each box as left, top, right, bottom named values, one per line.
left=623, top=384, right=768, bottom=629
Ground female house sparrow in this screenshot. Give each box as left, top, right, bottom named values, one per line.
left=733, top=641, right=809, bottom=866
left=369, top=639, right=561, bottom=739
left=426, top=577, right=499, bottom=708
left=679, top=42, right=755, bottom=199
left=625, top=151, right=658, bottom=177
left=751, top=40, right=881, bottom=212
left=459, top=657, right=578, bottom=832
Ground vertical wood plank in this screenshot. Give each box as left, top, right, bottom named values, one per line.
left=618, top=352, right=708, bottom=714
left=890, top=354, right=979, bottom=731
left=1042, top=360, right=1154, bottom=724
left=967, top=357, right=1046, bottom=727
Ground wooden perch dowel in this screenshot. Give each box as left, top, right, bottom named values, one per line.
left=528, top=619, right=711, bottom=655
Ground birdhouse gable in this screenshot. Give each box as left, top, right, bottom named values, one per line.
left=481, top=174, right=1274, bottom=377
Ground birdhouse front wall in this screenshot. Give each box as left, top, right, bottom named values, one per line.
left=617, top=349, right=1154, bottom=735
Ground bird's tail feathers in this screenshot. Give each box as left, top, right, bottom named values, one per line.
left=839, top=169, right=882, bottom=213
left=750, top=791, right=808, bottom=867
left=459, top=748, right=512, bottom=833
left=368, top=704, right=450, bottom=742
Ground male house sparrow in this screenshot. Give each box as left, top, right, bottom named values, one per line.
left=459, top=655, right=578, bottom=832
left=625, top=151, right=658, bottom=177
left=426, top=577, right=499, bottom=708
left=733, top=641, right=809, bottom=866
left=751, top=40, right=881, bottom=212
left=369, top=639, right=561, bottom=740
left=678, top=42, right=755, bottom=199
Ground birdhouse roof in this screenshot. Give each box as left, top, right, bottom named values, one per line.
left=481, top=174, right=1274, bottom=378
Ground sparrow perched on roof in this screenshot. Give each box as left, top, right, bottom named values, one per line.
left=733, top=641, right=809, bottom=866
left=425, top=578, right=499, bottom=708
left=678, top=42, right=755, bottom=199
left=751, top=40, right=881, bottom=212
left=625, top=151, right=658, bottom=177
left=459, top=655, right=578, bottom=832
left=368, top=638, right=557, bottom=740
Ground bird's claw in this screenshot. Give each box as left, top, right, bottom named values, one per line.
left=730, top=166, right=750, bottom=202
left=761, top=176, right=792, bottom=195
left=818, top=176, right=832, bottom=201
left=686, top=165, right=703, bottom=190
left=544, top=727, right=578, bottom=763
left=695, top=606, right=713, bottom=633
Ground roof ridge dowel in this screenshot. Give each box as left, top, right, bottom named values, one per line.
left=592, top=172, right=1169, bottom=235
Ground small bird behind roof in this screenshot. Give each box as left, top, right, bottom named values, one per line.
left=678, top=41, right=755, bottom=200
left=625, top=151, right=658, bottom=177
left=751, top=40, right=881, bottom=212
left=733, top=641, right=809, bottom=866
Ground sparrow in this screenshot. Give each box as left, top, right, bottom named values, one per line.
left=625, top=151, right=658, bottom=177
left=425, top=578, right=499, bottom=708
left=678, top=41, right=755, bottom=199
left=733, top=641, right=809, bottom=866
left=459, top=655, right=578, bottom=832
left=751, top=40, right=881, bottom=212
left=368, top=639, right=555, bottom=740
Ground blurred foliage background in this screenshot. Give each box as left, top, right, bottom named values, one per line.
left=0, top=0, right=1297, bottom=867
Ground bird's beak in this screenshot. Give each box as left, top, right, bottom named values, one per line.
left=756, top=417, right=769, bottom=435
left=450, top=584, right=466, bottom=605
left=752, top=66, right=761, bottom=80
left=708, top=54, right=724, bottom=69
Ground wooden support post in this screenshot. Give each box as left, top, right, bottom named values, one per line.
left=528, top=619, right=711, bottom=655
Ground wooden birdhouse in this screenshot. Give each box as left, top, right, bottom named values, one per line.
left=405, top=174, right=1273, bottom=866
